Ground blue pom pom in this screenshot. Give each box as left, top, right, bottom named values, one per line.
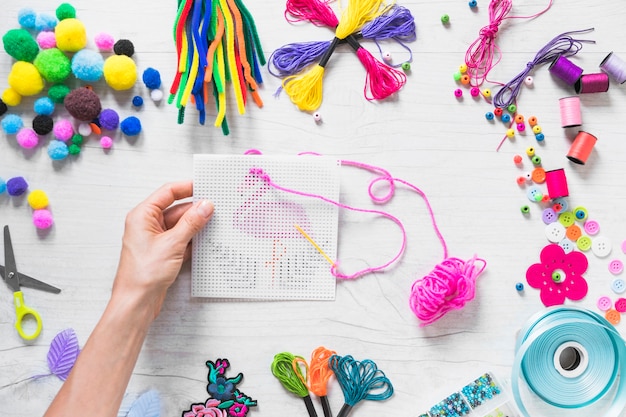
left=18, top=8, right=37, bottom=29
left=0, top=177, right=6, bottom=194
left=142, top=68, right=162, bottom=89
left=34, top=97, right=55, bottom=116
left=132, top=96, right=144, bottom=107
left=35, top=13, right=58, bottom=31
left=71, top=49, right=105, bottom=82
left=120, top=116, right=142, bottom=136
left=1, top=114, right=24, bottom=134
left=47, top=140, right=69, bottom=160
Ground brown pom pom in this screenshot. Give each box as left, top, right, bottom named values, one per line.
left=64, top=87, right=102, bottom=121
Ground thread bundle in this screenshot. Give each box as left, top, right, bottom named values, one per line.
left=600, top=52, right=626, bottom=84
left=272, top=0, right=414, bottom=112
left=169, top=0, right=265, bottom=135
left=558, top=96, right=582, bottom=128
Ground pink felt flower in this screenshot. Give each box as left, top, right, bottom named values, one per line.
left=526, top=244, right=588, bottom=306
left=183, top=399, right=227, bottom=417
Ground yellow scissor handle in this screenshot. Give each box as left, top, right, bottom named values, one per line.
left=13, top=291, right=42, bottom=340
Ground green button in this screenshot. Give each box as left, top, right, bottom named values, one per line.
left=559, top=211, right=575, bottom=227
left=573, top=206, right=588, bottom=221
left=577, top=236, right=592, bottom=251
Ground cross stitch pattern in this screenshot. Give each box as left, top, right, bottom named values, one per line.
left=192, top=155, right=340, bottom=300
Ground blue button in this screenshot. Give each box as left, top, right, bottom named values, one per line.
left=612, top=278, right=626, bottom=294
left=527, top=186, right=543, bottom=202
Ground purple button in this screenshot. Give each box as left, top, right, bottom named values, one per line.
left=584, top=219, right=600, bottom=235
left=542, top=208, right=557, bottom=224
left=598, top=296, right=612, bottom=311
left=609, top=260, right=624, bottom=275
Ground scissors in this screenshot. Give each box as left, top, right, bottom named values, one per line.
left=1, top=225, right=61, bottom=340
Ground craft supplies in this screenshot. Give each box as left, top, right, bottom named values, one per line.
left=558, top=96, right=582, bottom=128
left=1, top=225, right=61, bottom=340
left=183, top=359, right=257, bottom=417
left=168, top=0, right=265, bottom=135
left=600, top=51, right=626, bottom=83
left=307, top=347, right=336, bottom=417
left=549, top=55, right=584, bottom=86
left=272, top=352, right=317, bottom=417
left=544, top=168, right=568, bottom=199
left=511, top=307, right=626, bottom=417
left=574, top=72, right=610, bottom=94
left=567, top=131, right=597, bottom=165
left=329, top=354, right=393, bottom=417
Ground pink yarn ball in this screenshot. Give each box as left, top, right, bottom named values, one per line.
left=100, top=135, right=113, bottom=149
left=32, top=209, right=54, bottom=229
left=16, top=128, right=40, bottom=149
left=94, top=32, right=115, bottom=51
left=53, top=118, right=74, bottom=141
left=36, top=31, right=57, bottom=49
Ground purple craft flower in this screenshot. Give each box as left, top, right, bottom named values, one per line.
left=183, top=399, right=227, bottom=417
left=228, top=402, right=249, bottom=417
left=526, top=244, right=588, bottom=307
left=208, top=377, right=235, bottom=401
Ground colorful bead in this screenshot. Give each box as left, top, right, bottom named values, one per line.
left=535, top=133, right=545, bottom=142
left=528, top=116, right=538, bottom=126
left=460, top=74, right=470, bottom=85
left=516, top=176, right=526, bottom=186
left=516, top=282, right=525, bottom=291
left=482, top=89, right=491, bottom=98
left=453, top=71, right=462, bottom=81
left=532, top=125, right=542, bottom=134
left=514, top=114, right=524, bottom=124
left=532, top=155, right=541, bottom=165
left=524, top=76, right=534, bottom=86
left=494, top=107, right=503, bottom=117
left=313, top=112, right=322, bottom=123
left=513, top=154, right=523, bottom=165
left=470, top=87, right=480, bottom=97
left=526, top=147, right=535, bottom=157
left=401, top=62, right=411, bottom=71
left=521, top=205, right=530, bottom=214
left=469, top=0, right=478, bottom=7
left=485, top=111, right=494, bottom=120
left=459, top=63, right=468, bottom=73
left=454, top=88, right=463, bottom=98
left=507, top=104, right=517, bottom=113
left=506, top=128, right=515, bottom=138
left=517, top=122, right=526, bottom=132
left=501, top=113, right=511, bottom=123
left=441, top=14, right=450, bottom=24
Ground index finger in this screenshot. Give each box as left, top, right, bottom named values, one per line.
left=143, top=181, right=193, bottom=210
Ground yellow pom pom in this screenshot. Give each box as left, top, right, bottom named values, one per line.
left=8, top=61, right=44, bottom=96
left=103, top=55, right=137, bottom=91
left=55, top=18, right=87, bottom=52
left=2, top=88, right=22, bottom=106
left=27, top=190, right=49, bottom=210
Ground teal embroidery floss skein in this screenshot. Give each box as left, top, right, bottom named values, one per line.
left=271, top=352, right=318, bottom=417
left=329, top=354, right=394, bottom=417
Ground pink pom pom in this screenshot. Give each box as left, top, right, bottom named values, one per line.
left=53, top=119, right=74, bottom=141
left=36, top=31, right=57, bottom=49
left=16, top=128, right=40, bottom=149
left=100, top=135, right=113, bottom=149
left=94, top=32, right=115, bottom=51
left=33, top=209, right=54, bottom=229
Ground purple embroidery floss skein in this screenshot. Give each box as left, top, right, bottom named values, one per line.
left=575, top=72, right=610, bottom=93
left=549, top=55, right=584, bottom=86
left=600, top=51, right=626, bottom=83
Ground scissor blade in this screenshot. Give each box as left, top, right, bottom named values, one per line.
left=3, top=226, right=20, bottom=293
left=0, top=266, right=61, bottom=294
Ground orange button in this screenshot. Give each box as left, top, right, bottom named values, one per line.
left=606, top=308, right=621, bottom=325
left=566, top=224, right=582, bottom=241
left=531, top=167, right=546, bottom=184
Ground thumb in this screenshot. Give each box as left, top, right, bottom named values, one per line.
left=171, top=199, right=214, bottom=244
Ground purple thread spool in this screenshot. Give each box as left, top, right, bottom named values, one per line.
left=575, top=73, right=609, bottom=94
left=545, top=168, right=569, bottom=199
left=549, top=55, right=583, bottom=86
left=600, top=52, right=626, bottom=84
left=558, top=96, right=582, bottom=128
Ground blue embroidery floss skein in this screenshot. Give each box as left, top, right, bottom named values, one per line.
left=511, top=307, right=626, bottom=417
left=329, top=354, right=394, bottom=417
left=271, top=352, right=318, bottom=417
left=600, top=51, right=626, bottom=83
left=549, top=55, right=584, bottom=86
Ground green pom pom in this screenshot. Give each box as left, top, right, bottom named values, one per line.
left=2, top=29, right=39, bottom=62
left=56, top=3, right=76, bottom=20
left=68, top=144, right=81, bottom=155
left=71, top=133, right=83, bottom=145
left=48, top=84, right=71, bottom=103
left=34, top=48, right=71, bottom=83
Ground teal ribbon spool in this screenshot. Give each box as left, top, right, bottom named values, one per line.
left=511, top=306, right=626, bottom=416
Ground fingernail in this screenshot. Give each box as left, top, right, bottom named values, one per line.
left=197, top=200, right=214, bottom=218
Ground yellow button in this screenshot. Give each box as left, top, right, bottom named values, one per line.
left=558, top=211, right=575, bottom=227
left=577, top=236, right=592, bottom=251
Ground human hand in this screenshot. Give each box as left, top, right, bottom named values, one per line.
left=111, top=181, right=214, bottom=319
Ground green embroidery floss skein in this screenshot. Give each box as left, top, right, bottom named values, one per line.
left=271, top=352, right=318, bottom=417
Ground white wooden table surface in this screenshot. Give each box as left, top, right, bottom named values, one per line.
left=2, top=1, right=626, bottom=416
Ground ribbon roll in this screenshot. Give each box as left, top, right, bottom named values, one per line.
left=511, top=307, right=626, bottom=417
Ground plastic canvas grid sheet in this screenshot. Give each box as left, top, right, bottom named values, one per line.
left=192, top=155, right=341, bottom=300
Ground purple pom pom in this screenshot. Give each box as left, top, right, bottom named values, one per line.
left=99, top=108, right=119, bottom=130
left=7, top=176, right=28, bottom=196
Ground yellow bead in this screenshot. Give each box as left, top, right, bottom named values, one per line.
left=482, top=89, right=491, bottom=98
left=459, top=63, right=468, bottom=73
left=506, top=129, right=515, bottom=138
left=532, top=125, right=542, bottom=134
left=27, top=190, right=49, bottom=210
left=2, top=88, right=22, bottom=106
left=526, top=146, right=535, bottom=157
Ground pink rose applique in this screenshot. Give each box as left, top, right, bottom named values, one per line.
left=526, top=244, right=588, bottom=306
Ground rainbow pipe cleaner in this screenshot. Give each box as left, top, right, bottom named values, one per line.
left=169, top=0, right=265, bottom=135
left=270, top=0, right=415, bottom=112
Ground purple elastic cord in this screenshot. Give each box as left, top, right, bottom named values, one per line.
left=268, top=40, right=332, bottom=77
left=494, top=28, right=595, bottom=108
left=361, top=5, right=416, bottom=67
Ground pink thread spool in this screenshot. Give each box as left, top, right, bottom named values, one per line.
left=545, top=168, right=569, bottom=199
left=575, top=73, right=610, bottom=94
left=549, top=55, right=584, bottom=86
left=558, top=96, right=582, bottom=128
left=567, top=131, right=597, bottom=165
left=600, top=52, right=626, bottom=84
